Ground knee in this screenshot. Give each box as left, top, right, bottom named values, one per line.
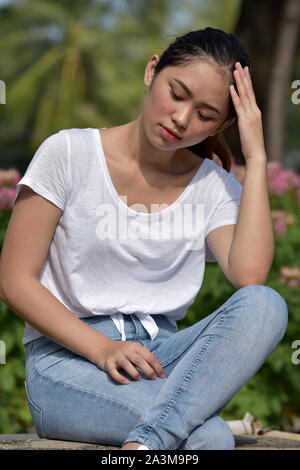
left=212, top=419, right=236, bottom=450
left=238, top=284, right=288, bottom=339
left=194, top=416, right=236, bottom=450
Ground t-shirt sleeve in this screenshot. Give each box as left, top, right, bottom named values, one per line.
left=12, top=130, right=70, bottom=210
left=205, top=171, right=243, bottom=262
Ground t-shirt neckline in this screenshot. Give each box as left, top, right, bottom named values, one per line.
left=93, top=127, right=208, bottom=217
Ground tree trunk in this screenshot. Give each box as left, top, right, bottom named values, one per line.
left=265, top=0, right=300, bottom=163
left=225, top=0, right=300, bottom=164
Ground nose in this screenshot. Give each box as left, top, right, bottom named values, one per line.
left=171, top=107, right=190, bottom=130
left=171, top=119, right=188, bottom=133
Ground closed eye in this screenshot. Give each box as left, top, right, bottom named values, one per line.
left=169, top=88, right=214, bottom=121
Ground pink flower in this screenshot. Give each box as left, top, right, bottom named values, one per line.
left=278, top=266, right=300, bottom=287
left=276, top=220, right=287, bottom=234
left=271, top=210, right=294, bottom=234
left=280, top=267, right=299, bottom=277
left=0, top=168, right=22, bottom=210
left=0, top=168, right=21, bottom=187
left=267, top=162, right=282, bottom=173
left=0, top=186, right=17, bottom=210
left=267, top=164, right=300, bottom=195
left=230, top=161, right=300, bottom=196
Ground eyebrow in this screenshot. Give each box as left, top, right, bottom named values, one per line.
left=173, top=78, right=221, bottom=114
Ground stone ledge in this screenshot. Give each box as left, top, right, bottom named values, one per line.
left=0, top=434, right=300, bottom=450
left=0, top=434, right=119, bottom=450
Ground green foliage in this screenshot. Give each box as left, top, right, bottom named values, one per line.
left=0, top=0, right=243, bottom=435
left=0, top=0, right=243, bottom=168
left=0, top=208, right=32, bottom=433
left=0, top=295, right=30, bottom=433
left=1, top=176, right=300, bottom=434
left=177, top=183, right=300, bottom=431
left=1, top=0, right=300, bottom=437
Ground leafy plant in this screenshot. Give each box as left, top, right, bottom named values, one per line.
left=1, top=162, right=300, bottom=434
left=178, top=161, right=300, bottom=431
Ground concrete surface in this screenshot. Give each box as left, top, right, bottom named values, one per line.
left=0, top=434, right=300, bottom=450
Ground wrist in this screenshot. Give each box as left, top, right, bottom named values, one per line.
left=245, top=152, right=267, bottom=166
left=246, top=156, right=268, bottom=171
left=89, top=333, right=114, bottom=365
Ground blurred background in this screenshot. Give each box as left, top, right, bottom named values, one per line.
left=0, top=0, right=300, bottom=437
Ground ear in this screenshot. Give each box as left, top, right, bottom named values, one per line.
left=144, top=54, right=161, bottom=87
left=210, top=116, right=236, bottom=137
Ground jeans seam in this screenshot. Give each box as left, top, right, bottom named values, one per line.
left=179, top=439, right=192, bottom=451
left=28, top=358, right=145, bottom=419
left=134, top=306, right=231, bottom=443
left=184, top=442, right=193, bottom=451
left=159, top=306, right=231, bottom=368
left=24, top=378, right=47, bottom=438
left=28, top=338, right=148, bottom=419
left=130, top=314, right=140, bottom=342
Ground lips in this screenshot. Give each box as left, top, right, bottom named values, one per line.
left=160, top=125, right=182, bottom=139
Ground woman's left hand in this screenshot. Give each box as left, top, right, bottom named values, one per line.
left=229, top=62, right=266, bottom=162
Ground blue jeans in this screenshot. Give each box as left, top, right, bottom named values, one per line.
left=24, top=285, right=288, bottom=450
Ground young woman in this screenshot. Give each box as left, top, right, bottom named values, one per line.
left=0, top=27, right=288, bottom=451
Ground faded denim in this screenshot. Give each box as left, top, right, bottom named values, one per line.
left=24, top=285, right=288, bottom=450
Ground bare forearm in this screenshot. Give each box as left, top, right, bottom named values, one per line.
left=228, top=156, right=274, bottom=285
left=2, top=278, right=112, bottom=363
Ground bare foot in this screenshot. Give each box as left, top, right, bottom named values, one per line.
left=121, top=441, right=145, bottom=450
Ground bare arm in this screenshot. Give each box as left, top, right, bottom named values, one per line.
left=2, top=278, right=112, bottom=363
left=0, top=186, right=112, bottom=363
left=227, top=63, right=274, bottom=284
left=228, top=158, right=274, bottom=285
left=207, top=160, right=273, bottom=288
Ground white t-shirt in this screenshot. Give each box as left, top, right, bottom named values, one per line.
left=13, top=127, right=243, bottom=345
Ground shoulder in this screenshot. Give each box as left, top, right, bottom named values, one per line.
left=185, top=149, right=231, bottom=177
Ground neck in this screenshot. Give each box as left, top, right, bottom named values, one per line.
left=124, top=116, right=186, bottom=174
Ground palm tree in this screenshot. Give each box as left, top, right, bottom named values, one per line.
left=0, top=0, right=169, bottom=151
left=0, top=0, right=242, bottom=161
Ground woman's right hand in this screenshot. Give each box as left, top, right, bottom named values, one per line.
left=95, top=339, right=166, bottom=385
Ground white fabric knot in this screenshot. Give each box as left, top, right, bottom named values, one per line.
left=110, top=312, right=159, bottom=341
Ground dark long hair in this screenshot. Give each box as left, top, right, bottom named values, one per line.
left=152, top=27, right=251, bottom=172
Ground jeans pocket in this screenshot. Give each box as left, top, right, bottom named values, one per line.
left=24, top=379, right=46, bottom=438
